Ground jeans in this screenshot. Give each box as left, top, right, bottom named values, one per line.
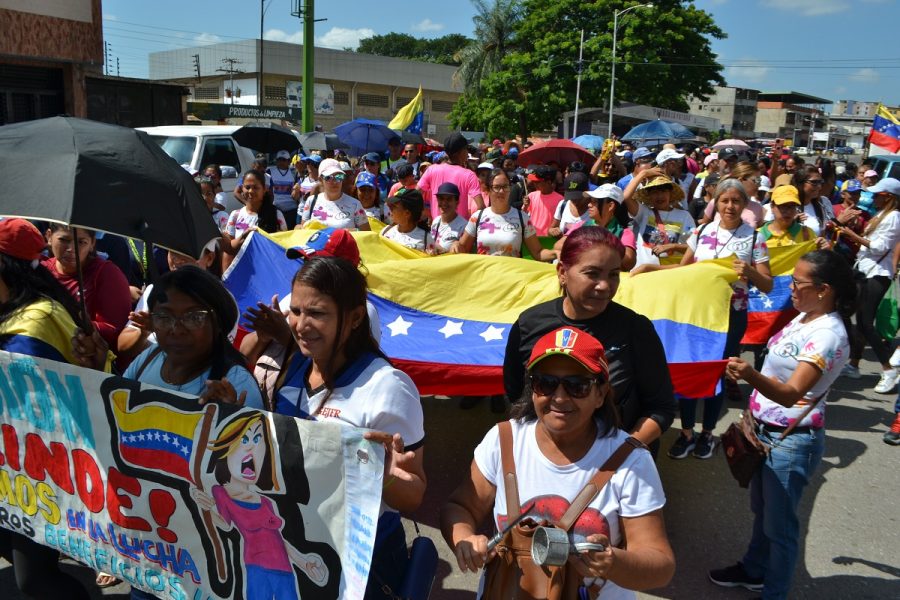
left=741, top=427, right=825, bottom=600
left=679, top=307, right=747, bottom=432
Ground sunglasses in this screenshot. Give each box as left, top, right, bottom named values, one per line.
left=323, top=174, right=346, bottom=182
left=151, top=310, right=210, bottom=332
left=530, top=372, right=604, bottom=399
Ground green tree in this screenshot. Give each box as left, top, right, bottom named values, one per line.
left=453, top=0, right=524, bottom=93
left=451, top=0, right=726, bottom=141
left=356, top=33, right=470, bottom=65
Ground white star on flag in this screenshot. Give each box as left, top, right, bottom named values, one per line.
left=387, top=316, right=413, bottom=336
left=162, top=433, right=170, bottom=444
left=438, top=320, right=464, bottom=338
left=480, top=325, right=505, bottom=342
left=763, top=298, right=774, bottom=309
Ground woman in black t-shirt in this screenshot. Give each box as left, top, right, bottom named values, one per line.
left=503, top=226, right=676, bottom=451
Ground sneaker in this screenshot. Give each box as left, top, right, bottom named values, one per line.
left=890, top=347, right=900, bottom=368
left=841, top=363, right=861, bottom=380
left=709, top=563, right=764, bottom=592
left=873, top=369, right=899, bottom=394
left=884, top=413, right=900, bottom=446
left=667, top=432, right=696, bottom=459
left=692, top=431, right=717, bottom=459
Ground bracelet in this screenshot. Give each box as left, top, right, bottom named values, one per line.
left=382, top=476, right=397, bottom=490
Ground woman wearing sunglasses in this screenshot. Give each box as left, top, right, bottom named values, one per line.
left=504, top=226, right=677, bottom=455
left=709, top=250, right=854, bottom=599
left=442, top=327, right=675, bottom=597
left=296, top=158, right=371, bottom=231
left=791, top=165, right=835, bottom=236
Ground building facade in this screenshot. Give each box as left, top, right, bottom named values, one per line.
left=754, top=92, right=831, bottom=149
left=149, top=40, right=462, bottom=138
left=687, top=86, right=759, bottom=139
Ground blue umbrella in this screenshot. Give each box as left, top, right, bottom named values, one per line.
left=572, top=134, right=605, bottom=152
left=334, top=118, right=397, bottom=155
left=620, top=120, right=696, bottom=143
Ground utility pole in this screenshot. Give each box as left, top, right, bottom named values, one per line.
left=573, top=29, right=584, bottom=138
left=292, top=0, right=318, bottom=131
left=192, top=54, right=201, bottom=83
left=216, top=58, right=243, bottom=105
left=104, top=41, right=111, bottom=76
left=116, top=57, right=120, bottom=77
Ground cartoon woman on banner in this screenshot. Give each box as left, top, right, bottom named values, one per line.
left=191, top=412, right=328, bottom=599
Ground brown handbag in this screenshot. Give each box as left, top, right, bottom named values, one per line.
left=721, top=396, right=824, bottom=488
left=481, top=421, right=643, bottom=600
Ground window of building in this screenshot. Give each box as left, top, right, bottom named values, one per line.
left=194, top=87, right=219, bottom=100
left=432, top=99, right=455, bottom=113
left=358, top=93, right=389, bottom=108
left=264, top=85, right=286, bottom=100
left=396, top=96, right=413, bottom=109
left=334, top=91, right=349, bottom=105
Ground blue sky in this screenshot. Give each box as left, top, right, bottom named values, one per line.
left=103, top=0, right=899, bottom=107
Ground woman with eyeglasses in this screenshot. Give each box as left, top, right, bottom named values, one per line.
left=451, top=169, right=554, bottom=260
left=831, top=178, right=900, bottom=391
left=296, top=158, right=371, bottom=231
left=443, top=326, right=675, bottom=598
left=792, top=165, right=835, bottom=236
left=701, top=163, right=765, bottom=228
left=709, top=250, right=854, bottom=600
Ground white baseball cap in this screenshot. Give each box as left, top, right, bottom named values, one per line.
left=586, top=183, right=624, bottom=204
left=319, top=158, right=343, bottom=177
left=656, top=148, right=685, bottom=164
left=275, top=150, right=291, bottom=160
left=758, top=175, right=772, bottom=192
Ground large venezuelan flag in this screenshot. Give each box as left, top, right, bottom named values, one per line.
left=111, top=389, right=203, bottom=482
left=224, top=230, right=738, bottom=398
left=387, top=86, right=424, bottom=134
left=742, top=241, right=815, bottom=345
left=869, top=104, right=900, bottom=154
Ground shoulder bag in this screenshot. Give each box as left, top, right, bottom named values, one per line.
left=482, top=421, right=643, bottom=599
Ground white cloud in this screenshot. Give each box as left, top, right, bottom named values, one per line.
left=194, top=33, right=222, bottom=45
left=316, top=27, right=376, bottom=50
left=850, top=68, right=880, bottom=84
left=264, top=28, right=303, bottom=45
left=760, top=0, right=849, bottom=16
left=102, top=13, right=117, bottom=21
left=411, top=18, right=444, bottom=33
left=726, top=59, right=771, bottom=84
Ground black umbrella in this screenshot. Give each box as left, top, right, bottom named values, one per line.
left=0, top=116, right=219, bottom=259
left=232, top=122, right=301, bottom=153
left=296, top=131, right=349, bottom=152
left=392, top=130, right=426, bottom=145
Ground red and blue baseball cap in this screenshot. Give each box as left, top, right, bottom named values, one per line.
left=527, top=327, right=608, bottom=376
left=285, top=227, right=360, bottom=267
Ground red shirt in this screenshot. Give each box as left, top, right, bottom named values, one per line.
left=43, top=256, right=131, bottom=348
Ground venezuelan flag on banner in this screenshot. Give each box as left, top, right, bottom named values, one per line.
left=111, top=389, right=203, bottom=482
left=388, top=86, right=424, bottom=134
left=742, top=241, right=815, bottom=345
left=223, top=231, right=738, bottom=398
left=869, top=104, right=900, bottom=154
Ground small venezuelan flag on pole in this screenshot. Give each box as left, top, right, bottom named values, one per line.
left=388, top=86, right=424, bottom=134
left=869, top=104, right=900, bottom=154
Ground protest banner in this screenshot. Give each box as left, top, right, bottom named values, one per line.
left=0, top=351, right=383, bottom=600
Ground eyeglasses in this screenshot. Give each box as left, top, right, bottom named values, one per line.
left=806, top=179, right=824, bottom=185
left=747, top=177, right=762, bottom=184
left=491, top=185, right=511, bottom=192
left=790, top=276, right=816, bottom=288
left=530, top=373, right=604, bottom=399
left=151, top=310, right=211, bottom=332
left=323, top=174, right=346, bottom=183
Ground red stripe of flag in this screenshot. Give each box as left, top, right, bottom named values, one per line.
left=742, top=308, right=798, bottom=345
left=121, top=447, right=193, bottom=481
left=869, top=129, right=900, bottom=153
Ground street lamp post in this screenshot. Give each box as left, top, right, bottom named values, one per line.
left=573, top=29, right=584, bottom=138
left=607, top=3, right=653, bottom=139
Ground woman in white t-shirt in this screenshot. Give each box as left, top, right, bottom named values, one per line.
left=710, top=250, right=854, bottom=600
left=222, top=169, right=288, bottom=270
left=549, top=191, right=591, bottom=237
left=832, top=177, right=900, bottom=391
left=272, top=256, right=425, bottom=598
left=429, top=182, right=468, bottom=255
left=792, top=165, right=835, bottom=236
left=634, top=179, right=772, bottom=460
left=622, top=170, right=696, bottom=269
left=296, top=159, right=371, bottom=231
left=441, top=326, right=674, bottom=598
left=452, top=169, right=555, bottom=260
left=380, top=188, right=429, bottom=252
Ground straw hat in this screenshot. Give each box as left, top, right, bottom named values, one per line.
left=634, top=176, right=685, bottom=209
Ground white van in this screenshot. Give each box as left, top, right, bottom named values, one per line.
left=138, top=125, right=256, bottom=212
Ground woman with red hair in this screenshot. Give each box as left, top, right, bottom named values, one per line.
left=503, top=226, right=677, bottom=454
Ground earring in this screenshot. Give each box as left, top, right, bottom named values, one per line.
left=818, top=293, right=824, bottom=299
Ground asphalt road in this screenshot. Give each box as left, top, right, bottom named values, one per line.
left=3, top=350, right=898, bottom=599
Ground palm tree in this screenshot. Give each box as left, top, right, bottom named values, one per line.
left=454, top=0, right=523, bottom=93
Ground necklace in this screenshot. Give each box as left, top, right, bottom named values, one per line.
left=713, top=225, right=740, bottom=259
